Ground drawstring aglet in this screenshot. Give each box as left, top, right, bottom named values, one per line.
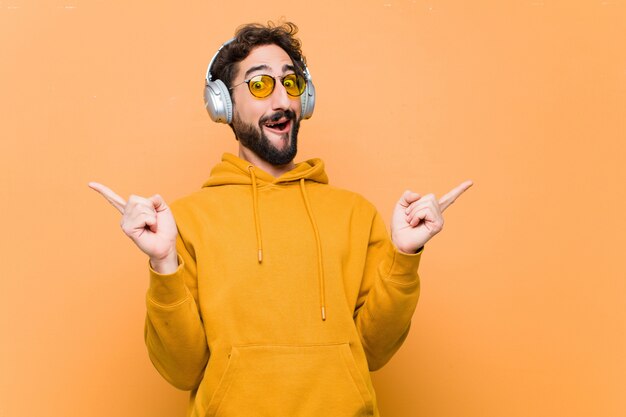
left=321, top=306, right=326, bottom=321
left=258, top=249, right=263, bottom=263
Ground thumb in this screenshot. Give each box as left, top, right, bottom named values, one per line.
left=149, top=194, right=169, bottom=212
left=398, top=190, right=421, bottom=208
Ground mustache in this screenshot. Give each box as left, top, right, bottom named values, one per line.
left=259, top=109, right=297, bottom=125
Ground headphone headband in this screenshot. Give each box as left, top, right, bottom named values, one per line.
left=205, top=38, right=234, bottom=84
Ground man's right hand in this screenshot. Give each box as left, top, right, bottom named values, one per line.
left=88, top=182, right=179, bottom=274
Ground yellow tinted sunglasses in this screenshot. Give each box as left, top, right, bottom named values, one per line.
left=231, top=73, right=306, bottom=98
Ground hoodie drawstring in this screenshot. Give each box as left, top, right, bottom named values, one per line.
left=299, top=179, right=327, bottom=321
left=247, top=167, right=327, bottom=321
left=248, top=166, right=264, bottom=263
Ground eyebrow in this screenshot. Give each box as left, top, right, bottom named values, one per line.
left=244, top=65, right=270, bottom=79
left=243, top=64, right=298, bottom=79
left=283, top=64, right=296, bottom=74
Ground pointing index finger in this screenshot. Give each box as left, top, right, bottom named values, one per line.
left=438, top=180, right=473, bottom=212
left=88, top=181, right=127, bottom=213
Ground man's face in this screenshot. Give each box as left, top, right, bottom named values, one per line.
left=230, top=44, right=302, bottom=166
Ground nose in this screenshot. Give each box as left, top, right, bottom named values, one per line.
left=269, top=80, right=292, bottom=111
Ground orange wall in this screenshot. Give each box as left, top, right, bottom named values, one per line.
left=1, top=1, right=625, bottom=416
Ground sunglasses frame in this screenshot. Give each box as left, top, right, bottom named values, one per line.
left=230, top=73, right=306, bottom=99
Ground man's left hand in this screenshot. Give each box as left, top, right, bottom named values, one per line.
left=391, top=180, right=473, bottom=254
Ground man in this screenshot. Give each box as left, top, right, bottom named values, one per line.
left=90, top=21, right=471, bottom=417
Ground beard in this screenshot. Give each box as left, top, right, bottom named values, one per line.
left=231, top=109, right=300, bottom=166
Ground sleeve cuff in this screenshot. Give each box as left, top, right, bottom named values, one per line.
left=380, top=245, right=422, bottom=285
left=147, top=254, right=189, bottom=306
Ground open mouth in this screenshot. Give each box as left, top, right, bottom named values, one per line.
left=263, top=118, right=291, bottom=134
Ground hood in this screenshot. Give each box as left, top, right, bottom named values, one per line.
left=202, top=153, right=329, bottom=188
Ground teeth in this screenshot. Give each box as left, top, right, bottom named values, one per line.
left=265, top=121, right=286, bottom=129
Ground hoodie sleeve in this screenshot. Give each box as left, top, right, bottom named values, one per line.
left=144, top=232, right=209, bottom=391
left=354, top=210, right=422, bottom=371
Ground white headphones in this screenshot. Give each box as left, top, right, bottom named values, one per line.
left=204, top=38, right=316, bottom=124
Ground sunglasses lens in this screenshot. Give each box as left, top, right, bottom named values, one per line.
left=248, top=75, right=275, bottom=98
left=282, top=74, right=306, bottom=97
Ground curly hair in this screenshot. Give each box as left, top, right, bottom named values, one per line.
left=210, top=21, right=307, bottom=92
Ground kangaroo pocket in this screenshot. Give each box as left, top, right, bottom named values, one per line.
left=205, top=343, right=374, bottom=417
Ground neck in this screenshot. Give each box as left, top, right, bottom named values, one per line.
left=238, top=146, right=295, bottom=178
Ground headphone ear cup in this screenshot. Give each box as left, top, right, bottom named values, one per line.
left=300, top=79, right=316, bottom=120
left=204, top=79, right=233, bottom=124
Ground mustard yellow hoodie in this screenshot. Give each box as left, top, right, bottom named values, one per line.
left=145, top=153, right=422, bottom=417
